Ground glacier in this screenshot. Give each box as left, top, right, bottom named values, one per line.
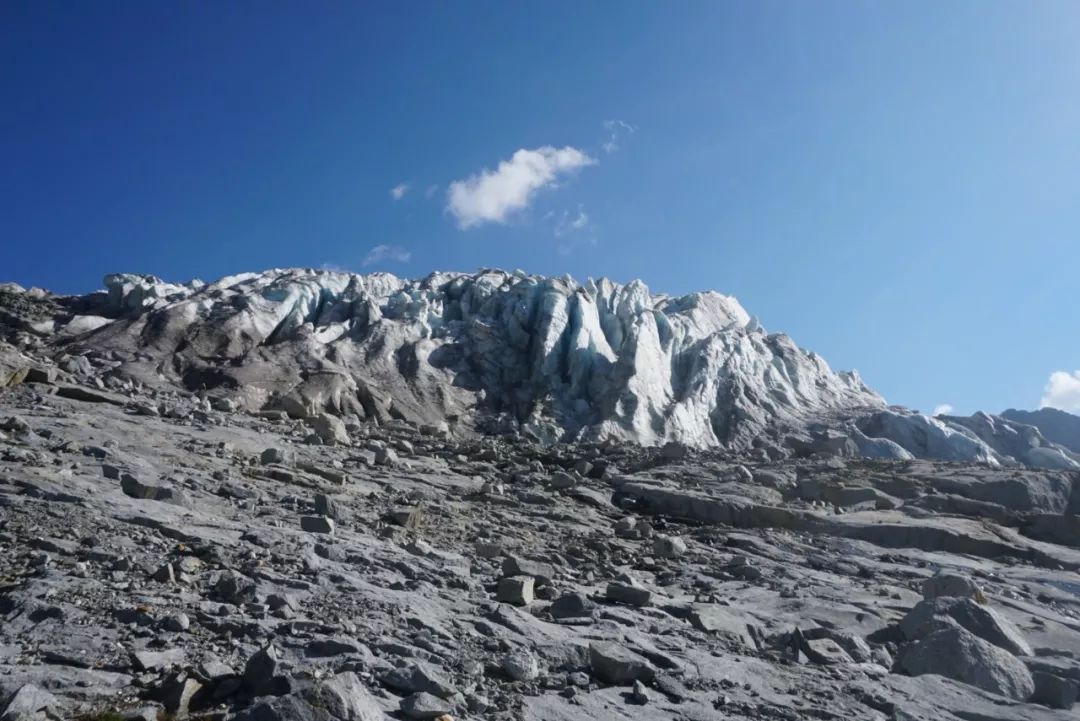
left=3, top=267, right=1077, bottom=469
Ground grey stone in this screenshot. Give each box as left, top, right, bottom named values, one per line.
left=120, top=474, right=191, bottom=507
left=132, top=647, right=185, bottom=671
left=501, top=556, right=555, bottom=586
left=388, top=506, right=423, bottom=529
left=380, top=663, right=456, bottom=698
left=550, top=592, right=595, bottom=619
left=922, top=572, right=983, bottom=600
left=374, top=447, right=398, bottom=466
left=161, top=612, right=191, bottom=632
left=497, top=575, right=535, bottom=606
left=260, top=447, right=292, bottom=465
left=549, top=471, right=576, bottom=489
left=399, top=691, right=450, bottom=720
left=899, top=596, right=1032, bottom=656
left=653, top=535, right=687, bottom=559
left=897, top=626, right=1035, bottom=701
left=300, top=673, right=385, bottom=720
left=1, top=684, right=59, bottom=721
left=606, top=581, right=652, bottom=607
left=588, top=641, right=654, bottom=684
left=309, top=413, right=350, bottom=446
left=300, top=516, right=335, bottom=534
left=687, top=604, right=755, bottom=645
left=158, top=675, right=202, bottom=717
left=500, top=647, right=540, bottom=682
left=305, top=637, right=361, bottom=657
left=1031, top=671, right=1078, bottom=710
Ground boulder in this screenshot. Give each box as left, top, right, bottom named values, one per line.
left=897, top=626, right=1034, bottom=701
left=496, top=576, right=535, bottom=606
left=309, top=413, right=350, bottom=446
left=1, top=684, right=60, bottom=721
left=549, top=592, right=595, bottom=620
left=899, top=597, right=1032, bottom=656
left=922, top=572, right=983, bottom=600
left=588, top=641, right=654, bottom=684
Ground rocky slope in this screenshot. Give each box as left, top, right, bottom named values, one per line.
left=1002, top=408, right=1080, bottom=455
left=0, top=377, right=1078, bottom=720
left=2, top=269, right=1078, bottom=470
left=1, top=270, right=1079, bottom=720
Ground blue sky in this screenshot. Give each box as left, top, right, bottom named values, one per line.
left=3, top=2, right=1079, bottom=415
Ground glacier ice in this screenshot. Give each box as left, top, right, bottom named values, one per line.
left=13, top=266, right=1075, bottom=469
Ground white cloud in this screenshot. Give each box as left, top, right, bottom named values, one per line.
left=1041, top=370, right=1080, bottom=412
left=362, top=244, right=412, bottom=267
left=390, top=183, right=410, bottom=200
left=446, top=146, right=596, bottom=229
left=932, top=404, right=954, bottom=416
left=602, top=119, right=637, bottom=154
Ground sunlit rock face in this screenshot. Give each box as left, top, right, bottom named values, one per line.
left=22, top=267, right=1076, bottom=468
left=55, top=268, right=883, bottom=448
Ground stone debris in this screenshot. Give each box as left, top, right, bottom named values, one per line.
left=0, top=299, right=1078, bottom=720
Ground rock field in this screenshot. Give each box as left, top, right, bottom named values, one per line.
left=0, top=269, right=1079, bottom=720
left=0, top=375, right=1078, bottom=720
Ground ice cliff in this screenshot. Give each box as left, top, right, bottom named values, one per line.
left=3, top=267, right=1077, bottom=469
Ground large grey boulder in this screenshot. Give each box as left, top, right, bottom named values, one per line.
left=1, top=685, right=60, bottom=721
left=227, top=672, right=384, bottom=720
left=379, top=663, right=456, bottom=698
left=899, top=596, right=1032, bottom=657
left=588, top=641, right=654, bottom=684
left=897, top=626, right=1035, bottom=701
left=308, top=413, right=350, bottom=446
left=922, top=572, right=983, bottom=600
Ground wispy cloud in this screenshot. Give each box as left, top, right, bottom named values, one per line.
left=362, top=244, right=412, bottom=267
left=932, top=403, right=954, bottom=416
left=1041, top=370, right=1080, bottom=413
left=446, top=146, right=596, bottom=229
left=424, top=184, right=439, bottom=199
left=602, top=119, right=637, bottom=154
left=390, top=183, right=410, bottom=200
left=554, top=207, right=590, bottom=238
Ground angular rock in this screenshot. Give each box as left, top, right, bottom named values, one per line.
left=897, top=626, right=1035, bottom=701
left=496, top=575, right=535, bottom=606
left=500, top=647, right=540, bottom=682
left=687, top=604, right=755, bottom=646
left=606, top=581, right=652, bottom=607
left=1031, top=670, right=1078, bottom=710
left=501, top=556, right=555, bottom=586
left=899, top=596, right=1032, bottom=656
left=120, top=474, right=191, bottom=507
left=300, top=516, right=335, bottom=534
left=380, top=663, right=456, bottom=698
left=1, top=685, right=59, bottom=721
left=260, top=447, right=292, bottom=465
left=399, top=691, right=450, bottom=720
left=550, top=592, right=595, bottom=620
left=652, top=535, right=687, bottom=559
left=588, top=641, right=654, bottom=684
left=309, top=413, right=350, bottom=446
left=922, top=572, right=983, bottom=601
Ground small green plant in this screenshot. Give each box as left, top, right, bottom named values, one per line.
left=82, top=712, right=125, bottom=721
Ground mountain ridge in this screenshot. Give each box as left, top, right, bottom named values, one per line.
left=1, top=267, right=1077, bottom=469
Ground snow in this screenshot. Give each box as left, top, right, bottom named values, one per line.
left=75, top=267, right=1078, bottom=467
